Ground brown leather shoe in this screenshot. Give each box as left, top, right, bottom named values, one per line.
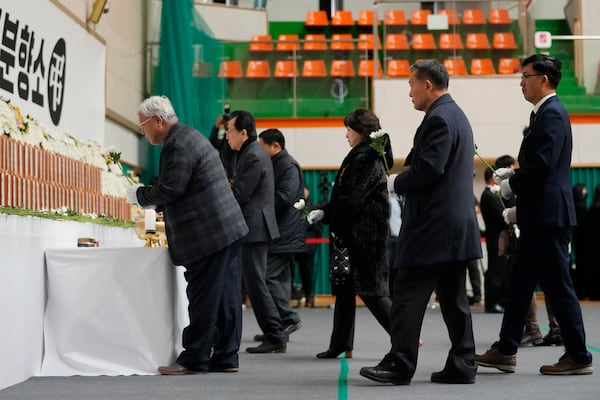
left=475, top=347, right=516, bottom=373
left=540, top=353, right=593, bottom=375
left=157, top=363, right=206, bottom=375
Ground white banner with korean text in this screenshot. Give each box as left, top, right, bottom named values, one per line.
left=0, top=0, right=105, bottom=144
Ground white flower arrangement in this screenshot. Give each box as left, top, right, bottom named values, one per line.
left=0, top=97, right=134, bottom=198
left=293, top=198, right=310, bottom=217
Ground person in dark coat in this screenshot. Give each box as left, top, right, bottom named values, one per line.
left=256, top=128, right=305, bottom=337
left=476, top=54, right=593, bottom=376
left=360, top=60, right=482, bottom=385
left=307, top=108, right=394, bottom=359
left=571, top=183, right=589, bottom=299
left=226, top=110, right=287, bottom=354
left=128, top=96, right=249, bottom=374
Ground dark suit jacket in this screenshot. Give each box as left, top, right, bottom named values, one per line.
left=232, top=138, right=280, bottom=243
left=392, top=93, right=482, bottom=266
left=480, top=186, right=514, bottom=254
left=136, top=123, right=248, bottom=266
left=509, top=96, right=576, bottom=230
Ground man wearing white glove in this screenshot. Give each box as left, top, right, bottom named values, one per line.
left=499, top=179, right=513, bottom=199
left=125, top=184, right=141, bottom=205
left=307, top=209, right=324, bottom=225
left=475, top=54, right=592, bottom=376
left=502, top=206, right=517, bottom=225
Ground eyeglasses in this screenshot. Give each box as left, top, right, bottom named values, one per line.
left=520, top=73, right=545, bottom=80
left=139, top=117, right=153, bottom=129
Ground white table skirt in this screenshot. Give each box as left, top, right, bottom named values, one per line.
left=41, top=247, right=188, bottom=376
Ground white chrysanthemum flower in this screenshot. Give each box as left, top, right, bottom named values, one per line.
left=293, top=199, right=306, bottom=210
left=369, top=129, right=385, bottom=139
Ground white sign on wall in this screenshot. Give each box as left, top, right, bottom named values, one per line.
left=0, top=0, right=105, bottom=144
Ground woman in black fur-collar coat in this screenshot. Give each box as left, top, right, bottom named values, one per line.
left=309, top=108, right=394, bottom=359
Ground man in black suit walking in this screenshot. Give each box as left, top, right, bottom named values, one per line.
left=360, top=60, right=482, bottom=385
left=476, top=54, right=593, bottom=375
left=128, top=96, right=249, bottom=374
left=226, top=110, right=288, bottom=353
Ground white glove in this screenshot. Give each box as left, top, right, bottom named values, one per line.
left=126, top=184, right=142, bottom=204
left=493, top=168, right=515, bottom=184
left=387, top=174, right=398, bottom=193
left=307, top=209, right=324, bottom=225
left=502, top=206, right=517, bottom=224
left=500, top=179, right=513, bottom=199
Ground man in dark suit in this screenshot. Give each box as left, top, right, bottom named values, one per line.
left=257, top=129, right=304, bottom=337
left=476, top=54, right=593, bottom=375
left=226, top=110, right=287, bottom=353
left=360, top=60, right=482, bottom=385
left=127, top=96, right=249, bottom=374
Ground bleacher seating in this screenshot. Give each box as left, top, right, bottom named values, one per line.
left=488, top=9, right=512, bottom=25
left=305, top=10, right=328, bottom=27
left=357, top=33, right=380, bottom=51
left=439, top=33, right=464, bottom=50
left=357, top=10, right=380, bottom=27
left=466, top=33, right=492, bottom=50
left=410, top=9, right=431, bottom=26
left=331, top=10, right=354, bottom=27
left=249, top=35, right=273, bottom=52
left=438, top=9, right=460, bottom=25
left=492, top=32, right=518, bottom=49
left=276, top=34, right=300, bottom=52
left=412, top=33, right=437, bottom=50
left=498, top=57, right=521, bottom=74
left=303, top=34, right=327, bottom=51
left=331, top=34, right=355, bottom=51
left=385, top=33, right=410, bottom=51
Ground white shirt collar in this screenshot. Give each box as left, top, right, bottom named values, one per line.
left=532, top=92, right=556, bottom=114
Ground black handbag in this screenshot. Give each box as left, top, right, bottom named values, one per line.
left=329, top=233, right=351, bottom=286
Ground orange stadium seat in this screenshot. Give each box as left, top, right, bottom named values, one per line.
left=439, top=33, right=464, bottom=50
left=385, top=33, right=410, bottom=51
left=357, top=10, right=380, bottom=26
left=246, top=60, right=271, bottom=78
left=462, top=9, right=486, bottom=25
left=330, top=60, right=355, bottom=77
left=386, top=59, right=411, bottom=77
left=466, top=33, right=491, bottom=50
left=302, top=60, right=327, bottom=77
left=358, top=60, right=383, bottom=77
left=249, top=35, right=273, bottom=52
left=443, top=58, right=468, bottom=76
left=357, top=34, right=380, bottom=51
left=470, top=58, right=496, bottom=75
left=331, top=34, right=354, bottom=51
left=412, top=33, right=437, bottom=50
left=498, top=57, right=521, bottom=74
left=331, top=10, right=354, bottom=27
left=488, top=9, right=512, bottom=25
left=303, top=34, right=327, bottom=51
left=493, top=32, right=518, bottom=49
left=410, top=9, right=431, bottom=25
left=276, top=34, right=300, bottom=52
left=218, top=60, right=243, bottom=78
left=274, top=60, right=298, bottom=78
left=384, top=9, right=407, bottom=26
left=305, top=10, right=328, bottom=27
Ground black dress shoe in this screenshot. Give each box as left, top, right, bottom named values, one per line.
left=208, top=365, right=239, bottom=373
left=284, top=320, right=302, bottom=335
left=316, top=348, right=353, bottom=359
left=485, top=304, right=504, bottom=313
left=359, top=358, right=410, bottom=385
left=431, top=370, right=475, bottom=384
left=520, top=329, right=543, bottom=346
left=246, top=341, right=287, bottom=353
left=254, top=333, right=266, bottom=342
left=535, top=332, right=563, bottom=347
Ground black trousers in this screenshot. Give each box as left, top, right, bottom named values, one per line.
left=327, top=282, right=392, bottom=351
left=388, top=261, right=476, bottom=381
left=266, top=253, right=300, bottom=326
left=177, top=241, right=242, bottom=371
left=496, top=227, right=592, bottom=364
left=241, top=242, right=287, bottom=345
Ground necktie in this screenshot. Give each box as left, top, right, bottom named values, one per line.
left=529, top=111, right=536, bottom=127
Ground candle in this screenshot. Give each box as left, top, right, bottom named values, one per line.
left=145, top=209, right=156, bottom=232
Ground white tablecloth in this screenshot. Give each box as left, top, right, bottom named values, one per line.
left=41, top=247, right=186, bottom=376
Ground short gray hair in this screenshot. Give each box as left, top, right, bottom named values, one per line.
left=138, top=95, right=177, bottom=120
